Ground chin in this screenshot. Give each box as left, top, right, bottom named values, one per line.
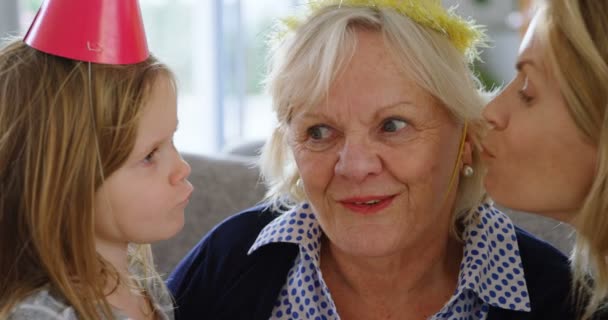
left=166, top=213, right=186, bottom=239
left=334, top=233, right=402, bottom=258
left=151, top=213, right=186, bottom=243
left=515, top=204, right=575, bottom=224
left=490, top=194, right=573, bottom=223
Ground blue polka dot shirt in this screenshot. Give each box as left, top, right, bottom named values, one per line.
left=248, top=201, right=531, bottom=319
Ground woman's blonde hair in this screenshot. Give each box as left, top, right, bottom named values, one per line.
left=535, top=0, right=608, bottom=318
left=0, top=40, right=174, bottom=319
left=260, top=4, right=488, bottom=239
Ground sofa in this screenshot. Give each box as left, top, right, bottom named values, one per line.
left=152, top=151, right=575, bottom=275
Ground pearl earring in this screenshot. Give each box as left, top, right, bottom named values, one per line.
left=462, top=165, right=474, bottom=177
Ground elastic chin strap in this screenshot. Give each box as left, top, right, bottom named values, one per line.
left=88, top=62, right=105, bottom=183
left=441, top=121, right=469, bottom=205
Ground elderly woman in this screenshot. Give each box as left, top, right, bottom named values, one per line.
left=168, top=1, right=575, bottom=319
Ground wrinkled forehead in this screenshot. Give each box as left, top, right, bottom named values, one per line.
left=284, top=35, right=425, bottom=122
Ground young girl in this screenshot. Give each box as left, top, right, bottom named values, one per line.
left=0, top=1, right=192, bottom=319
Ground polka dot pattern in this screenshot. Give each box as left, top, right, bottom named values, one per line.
left=249, top=201, right=530, bottom=319
left=454, top=203, right=531, bottom=313
left=249, top=203, right=337, bottom=319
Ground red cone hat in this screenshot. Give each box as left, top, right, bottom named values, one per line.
left=24, top=0, right=149, bottom=65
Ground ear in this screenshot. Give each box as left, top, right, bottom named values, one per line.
left=461, top=132, right=474, bottom=168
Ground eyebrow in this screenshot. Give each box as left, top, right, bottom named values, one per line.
left=151, top=121, right=179, bottom=144
left=296, top=101, right=417, bottom=123
left=372, top=102, right=417, bottom=118
left=134, top=121, right=179, bottom=158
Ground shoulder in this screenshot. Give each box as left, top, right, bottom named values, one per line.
left=205, top=204, right=282, bottom=247
left=493, top=226, right=576, bottom=319
left=168, top=204, right=287, bottom=283
left=167, top=205, right=299, bottom=320
left=7, top=288, right=78, bottom=320
left=514, top=225, right=571, bottom=284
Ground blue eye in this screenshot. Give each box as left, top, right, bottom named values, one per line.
left=381, top=118, right=408, bottom=132
left=308, top=125, right=332, bottom=140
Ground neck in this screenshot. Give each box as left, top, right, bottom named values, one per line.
left=320, top=225, right=462, bottom=318
left=96, top=239, right=155, bottom=319
left=544, top=210, right=575, bottom=224
left=321, top=235, right=461, bottom=298
left=95, top=238, right=130, bottom=276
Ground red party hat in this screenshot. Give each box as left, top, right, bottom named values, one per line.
left=24, top=0, right=149, bottom=65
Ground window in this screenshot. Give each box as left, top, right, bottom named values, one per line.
left=219, top=0, right=301, bottom=151
left=17, top=0, right=303, bottom=155
left=13, top=0, right=520, bottom=155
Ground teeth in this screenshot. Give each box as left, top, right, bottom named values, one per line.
left=355, top=200, right=381, bottom=205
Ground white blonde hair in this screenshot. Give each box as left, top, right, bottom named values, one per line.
left=260, top=4, right=488, bottom=238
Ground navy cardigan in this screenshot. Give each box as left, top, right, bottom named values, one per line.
left=168, top=205, right=579, bottom=320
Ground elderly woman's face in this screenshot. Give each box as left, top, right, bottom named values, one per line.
left=288, top=30, right=467, bottom=258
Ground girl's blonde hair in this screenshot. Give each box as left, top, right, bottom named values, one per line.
left=0, top=40, right=174, bottom=319
left=260, top=5, right=488, bottom=239
left=535, top=1, right=608, bottom=318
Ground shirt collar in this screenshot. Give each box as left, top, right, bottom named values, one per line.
left=458, top=202, right=531, bottom=311
left=249, top=202, right=322, bottom=258
left=249, top=201, right=531, bottom=313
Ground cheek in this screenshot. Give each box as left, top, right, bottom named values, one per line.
left=118, top=185, right=170, bottom=214
left=105, top=175, right=168, bottom=221
left=581, top=147, right=598, bottom=193
left=387, top=135, right=459, bottom=190
left=109, top=184, right=181, bottom=238
left=389, top=152, right=437, bottom=183
left=293, top=147, right=336, bottom=194
left=488, top=113, right=545, bottom=177
left=93, top=190, right=115, bottom=235
left=554, top=136, right=598, bottom=197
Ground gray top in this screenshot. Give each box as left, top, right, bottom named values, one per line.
left=7, top=276, right=174, bottom=320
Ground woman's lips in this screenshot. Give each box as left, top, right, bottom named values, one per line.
left=339, top=195, right=396, bottom=215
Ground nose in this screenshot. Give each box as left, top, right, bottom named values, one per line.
left=170, top=153, right=192, bottom=186
left=334, top=138, right=382, bottom=182
left=482, top=87, right=510, bottom=132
